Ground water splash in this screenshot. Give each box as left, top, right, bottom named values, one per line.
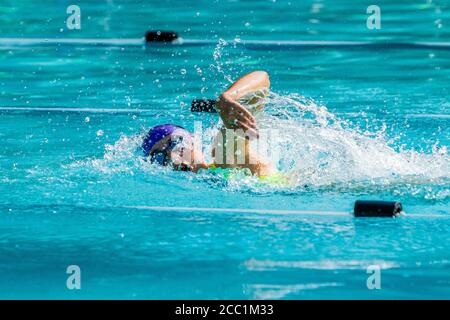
left=209, top=38, right=244, bottom=86
left=256, top=93, right=449, bottom=198
left=67, top=133, right=168, bottom=177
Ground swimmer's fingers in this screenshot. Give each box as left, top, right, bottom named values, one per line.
left=236, top=121, right=259, bottom=139
left=221, top=109, right=256, bottom=130
left=218, top=97, right=256, bottom=128
left=231, top=102, right=256, bottom=125
left=230, top=106, right=256, bottom=129
left=235, top=112, right=256, bottom=128
left=235, top=104, right=255, bottom=124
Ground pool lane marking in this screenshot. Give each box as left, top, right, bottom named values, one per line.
left=125, top=206, right=447, bottom=217
left=2, top=38, right=450, bottom=49
left=0, top=38, right=144, bottom=46
left=127, top=205, right=350, bottom=216
left=0, top=107, right=154, bottom=113
left=406, top=114, right=450, bottom=119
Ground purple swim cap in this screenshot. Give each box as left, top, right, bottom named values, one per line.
left=142, top=124, right=189, bottom=157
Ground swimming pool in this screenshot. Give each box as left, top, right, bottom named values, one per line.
left=0, top=0, right=449, bottom=299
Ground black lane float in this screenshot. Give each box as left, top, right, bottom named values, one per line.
left=145, top=30, right=179, bottom=43
left=354, top=201, right=403, bottom=217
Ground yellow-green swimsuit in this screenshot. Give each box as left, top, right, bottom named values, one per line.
left=206, top=165, right=290, bottom=186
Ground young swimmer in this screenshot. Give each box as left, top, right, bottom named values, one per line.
left=141, top=71, right=277, bottom=177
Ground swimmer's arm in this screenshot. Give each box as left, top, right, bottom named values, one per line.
left=221, top=71, right=270, bottom=101
left=216, top=71, right=270, bottom=135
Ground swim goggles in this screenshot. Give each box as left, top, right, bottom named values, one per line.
left=150, top=135, right=192, bottom=171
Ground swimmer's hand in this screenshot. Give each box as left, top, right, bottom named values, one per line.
left=216, top=93, right=258, bottom=138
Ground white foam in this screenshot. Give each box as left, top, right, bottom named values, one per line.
left=259, top=93, right=449, bottom=199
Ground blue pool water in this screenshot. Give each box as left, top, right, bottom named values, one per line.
left=0, top=1, right=449, bottom=299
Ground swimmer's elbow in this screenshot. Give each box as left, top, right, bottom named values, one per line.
left=254, top=70, right=270, bottom=82
left=246, top=70, right=270, bottom=88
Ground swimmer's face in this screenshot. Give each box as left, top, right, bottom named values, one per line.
left=151, top=133, right=205, bottom=172
left=169, top=135, right=195, bottom=171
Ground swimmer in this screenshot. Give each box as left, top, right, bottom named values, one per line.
left=141, top=71, right=277, bottom=177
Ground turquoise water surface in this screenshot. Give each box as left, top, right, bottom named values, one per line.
left=0, top=1, right=449, bottom=299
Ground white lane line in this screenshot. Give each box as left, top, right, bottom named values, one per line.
left=176, top=39, right=372, bottom=46
left=0, top=107, right=154, bottom=113
left=1, top=38, right=450, bottom=48
left=339, top=112, right=450, bottom=119
left=127, top=205, right=351, bottom=216
left=416, top=41, right=450, bottom=47
left=125, top=205, right=448, bottom=217
left=0, top=37, right=144, bottom=46
left=406, top=114, right=450, bottom=119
